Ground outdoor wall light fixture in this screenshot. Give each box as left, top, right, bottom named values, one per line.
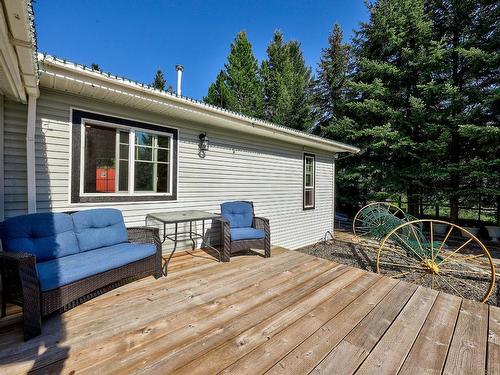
left=199, top=133, right=209, bottom=151
left=198, top=133, right=209, bottom=158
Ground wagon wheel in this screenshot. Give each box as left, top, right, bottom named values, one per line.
left=376, top=219, right=496, bottom=303
left=352, top=202, right=406, bottom=239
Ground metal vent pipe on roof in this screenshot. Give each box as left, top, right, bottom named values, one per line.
left=176, top=64, right=183, bottom=97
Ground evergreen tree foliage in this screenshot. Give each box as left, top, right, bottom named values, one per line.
left=204, top=31, right=264, bottom=118
left=152, top=69, right=166, bottom=91
left=425, top=0, right=500, bottom=221
left=261, top=31, right=314, bottom=130
left=312, top=24, right=351, bottom=128
left=323, top=0, right=445, bottom=213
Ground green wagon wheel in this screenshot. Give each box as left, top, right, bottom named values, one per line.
left=352, top=202, right=406, bottom=239
left=376, top=219, right=496, bottom=303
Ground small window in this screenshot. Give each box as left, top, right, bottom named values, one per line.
left=303, top=153, right=315, bottom=209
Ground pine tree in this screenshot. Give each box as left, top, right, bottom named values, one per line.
left=261, top=31, right=313, bottom=130
left=152, top=69, right=166, bottom=91
left=204, top=31, right=264, bottom=118
left=312, top=24, right=351, bottom=128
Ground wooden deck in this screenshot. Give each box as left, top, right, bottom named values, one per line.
left=0, top=248, right=498, bottom=374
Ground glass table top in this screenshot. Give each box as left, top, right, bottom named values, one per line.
left=146, top=210, right=221, bottom=224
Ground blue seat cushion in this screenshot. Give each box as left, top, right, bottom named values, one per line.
left=0, top=213, right=79, bottom=262
left=230, top=227, right=265, bottom=241
left=221, top=201, right=254, bottom=228
left=36, top=242, right=156, bottom=292
left=71, top=209, right=128, bottom=252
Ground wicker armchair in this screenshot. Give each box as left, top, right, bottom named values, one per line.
left=220, top=201, right=271, bottom=261
left=0, top=212, right=162, bottom=341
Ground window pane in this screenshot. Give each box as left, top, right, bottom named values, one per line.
left=305, top=189, right=314, bottom=207
left=119, top=131, right=129, bottom=144
left=136, top=146, right=153, bottom=161
left=135, top=131, right=153, bottom=146
left=134, top=162, right=154, bottom=191
left=119, top=144, right=129, bottom=160
left=119, top=160, right=128, bottom=191
left=157, top=164, right=170, bottom=193
left=84, top=125, right=116, bottom=193
left=158, top=135, right=170, bottom=148
left=305, top=173, right=312, bottom=187
left=157, top=149, right=169, bottom=163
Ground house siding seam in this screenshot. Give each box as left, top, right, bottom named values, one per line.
left=3, top=89, right=335, bottom=251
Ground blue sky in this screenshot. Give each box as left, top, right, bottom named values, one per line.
left=34, top=1, right=368, bottom=100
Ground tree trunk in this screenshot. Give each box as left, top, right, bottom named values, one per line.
left=449, top=17, right=461, bottom=223
left=496, top=194, right=500, bottom=226
left=407, top=185, right=419, bottom=217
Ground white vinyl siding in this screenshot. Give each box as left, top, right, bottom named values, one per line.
left=3, top=99, right=28, bottom=216
left=2, top=89, right=335, bottom=251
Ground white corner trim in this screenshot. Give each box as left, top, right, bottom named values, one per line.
left=27, top=94, right=37, bottom=213
left=332, top=156, right=336, bottom=236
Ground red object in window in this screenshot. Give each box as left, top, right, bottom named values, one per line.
left=96, top=168, right=115, bottom=192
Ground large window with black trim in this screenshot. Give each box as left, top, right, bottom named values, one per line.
left=303, top=153, right=315, bottom=209
left=71, top=110, right=178, bottom=203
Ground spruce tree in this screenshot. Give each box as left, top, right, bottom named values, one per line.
left=152, top=69, right=166, bottom=91
left=312, top=24, right=351, bottom=128
left=426, top=0, right=500, bottom=222
left=261, top=31, right=313, bottom=130
left=204, top=31, right=264, bottom=118
left=324, top=0, right=444, bottom=212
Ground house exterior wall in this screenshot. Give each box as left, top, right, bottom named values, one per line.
left=2, top=88, right=335, bottom=250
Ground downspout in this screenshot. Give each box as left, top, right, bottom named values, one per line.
left=0, top=95, right=4, bottom=221
left=26, top=93, right=37, bottom=213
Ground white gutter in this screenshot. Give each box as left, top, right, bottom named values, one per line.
left=26, top=93, right=37, bottom=213
left=39, top=55, right=360, bottom=154
left=1, top=0, right=39, bottom=101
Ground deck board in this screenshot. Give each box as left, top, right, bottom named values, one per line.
left=0, top=247, right=495, bottom=374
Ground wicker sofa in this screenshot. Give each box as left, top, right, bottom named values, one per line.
left=0, top=208, right=162, bottom=340
left=220, top=201, right=271, bottom=261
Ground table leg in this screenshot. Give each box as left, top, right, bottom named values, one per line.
left=189, top=221, right=195, bottom=250
left=163, top=222, right=178, bottom=276
left=202, top=220, right=205, bottom=248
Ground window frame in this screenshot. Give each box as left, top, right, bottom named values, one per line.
left=71, top=109, right=178, bottom=203
left=303, top=152, right=316, bottom=210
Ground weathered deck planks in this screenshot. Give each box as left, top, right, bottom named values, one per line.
left=0, top=247, right=497, bottom=374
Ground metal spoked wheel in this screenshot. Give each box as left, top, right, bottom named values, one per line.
left=376, top=219, right=496, bottom=303
left=352, top=202, right=407, bottom=239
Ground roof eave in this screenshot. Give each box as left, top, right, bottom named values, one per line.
left=39, top=54, right=360, bottom=154
left=0, top=0, right=39, bottom=102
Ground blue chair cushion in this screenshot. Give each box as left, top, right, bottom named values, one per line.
left=71, top=209, right=128, bottom=252
left=221, top=201, right=254, bottom=228
left=36, top=242, right=156, bottom=292
left=0, top=213, right=79, bottom=262
left=230, top=227, right=265, bottom=241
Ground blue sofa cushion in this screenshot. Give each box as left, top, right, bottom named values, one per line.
left=0, top=213, right=79, bottom=262
left=36, top=242, right=156, bottom=292
left=71, top=209, right=128, bottom=252
left=221, top=201, right=254, bottom=228
left=230, top=227, right=265, bottom=241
